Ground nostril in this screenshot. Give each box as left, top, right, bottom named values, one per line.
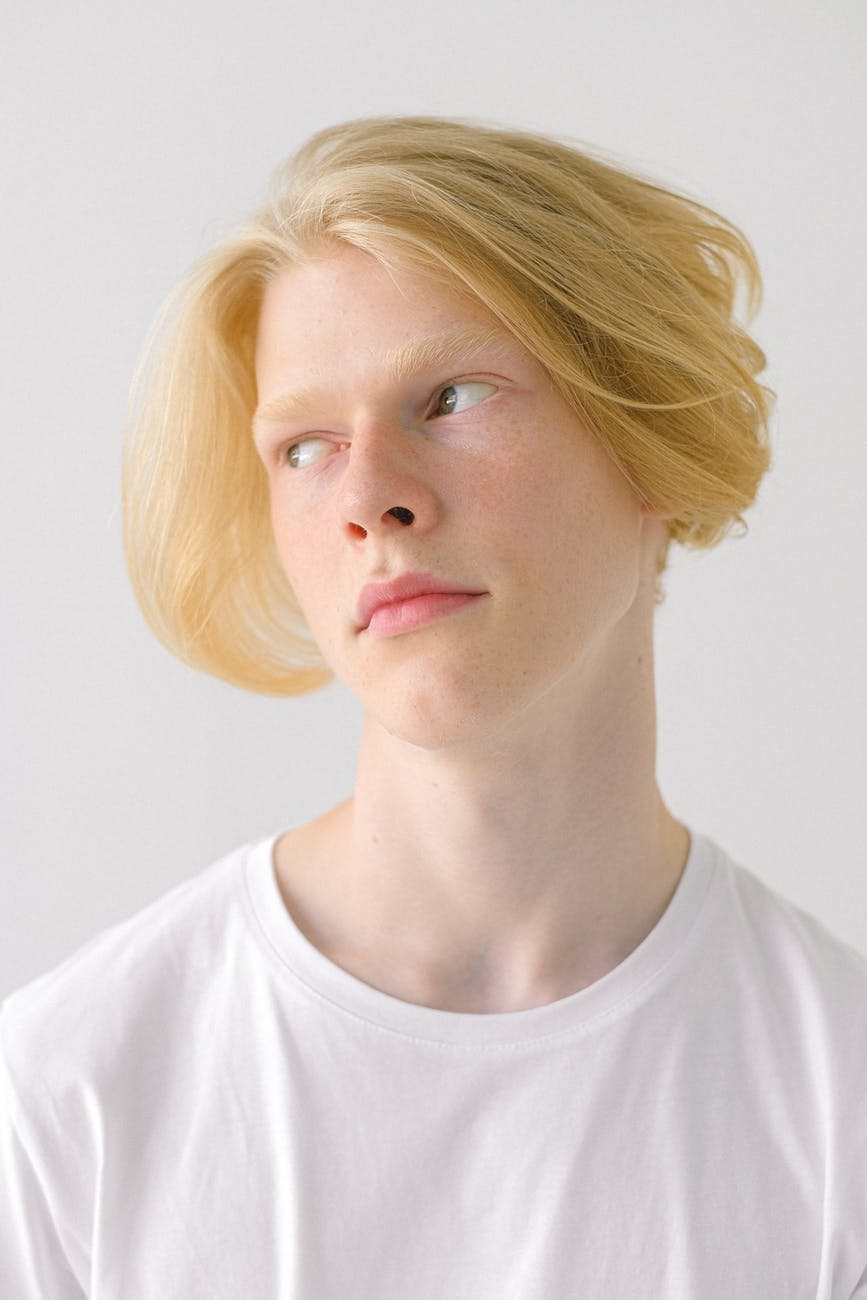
left=388, top=507, right=415, bottom=525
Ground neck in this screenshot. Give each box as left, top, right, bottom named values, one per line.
left=280, top=615, right=690, bottom=1013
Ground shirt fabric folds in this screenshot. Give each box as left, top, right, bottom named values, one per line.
left=2, top=827, right=866, bottom=1298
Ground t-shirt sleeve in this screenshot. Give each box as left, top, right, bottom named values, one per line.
left=0, top=1048, right=86, bottom=1299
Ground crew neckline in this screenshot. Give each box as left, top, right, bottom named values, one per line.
left=243, top=826, right=719, bottom=1047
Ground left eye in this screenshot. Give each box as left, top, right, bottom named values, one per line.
left=433, top=381, right=497, bottom=416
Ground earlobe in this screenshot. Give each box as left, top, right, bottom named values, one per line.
left=639, top=512, right=674, bottom=565
left=641, top=501, right=678, bottom=523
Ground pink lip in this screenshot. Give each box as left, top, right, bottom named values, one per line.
left=356, top=571, right=487, bottom=633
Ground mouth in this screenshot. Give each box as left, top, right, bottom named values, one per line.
left=361, top=590, right=488, bottom=638
left=356, top=570, right=487, bottom=633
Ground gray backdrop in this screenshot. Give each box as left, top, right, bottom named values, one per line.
left=3, top=0, right=865, bottom=997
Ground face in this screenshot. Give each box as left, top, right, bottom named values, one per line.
left=253, top=243, right=667, bottom=750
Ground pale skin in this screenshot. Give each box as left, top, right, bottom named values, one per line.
left=253, top=242, right=692, bottom=1014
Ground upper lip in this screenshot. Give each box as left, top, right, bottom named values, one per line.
left=356, top=571, right=486, bottom=631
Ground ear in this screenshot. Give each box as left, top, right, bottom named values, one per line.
left=638, top=510, right=673, bottom=561
left=640, top=500, right=678, bottom=523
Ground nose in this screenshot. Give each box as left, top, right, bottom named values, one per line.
left=336, top=421, right=440, bottom=541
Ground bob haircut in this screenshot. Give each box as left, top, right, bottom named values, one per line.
left=122, top=115, right=775, bottom=696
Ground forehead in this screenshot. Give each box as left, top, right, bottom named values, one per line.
left=254, top=245, right=517, bottom=383
left=260, top=241, right=495, bottom=324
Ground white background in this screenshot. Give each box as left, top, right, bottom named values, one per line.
left=2, top=0, right=865, bottom=998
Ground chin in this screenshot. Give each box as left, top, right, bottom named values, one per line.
left=381, top=714, right=494, bottom=753
left=343, top=632, right=581, bottom=750
left=366, top=688, right=486, bottom=748
left=365, top=674, right=547, bottom=755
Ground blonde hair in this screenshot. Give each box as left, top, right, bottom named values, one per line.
left=122, top=115, right=775, bottom=696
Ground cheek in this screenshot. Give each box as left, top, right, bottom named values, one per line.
left=268, top=494, right=348, bottom=656
left=510, top=449, right=641, bottom=609
left=269, top=492, right=314, bottom=603
left=479, top=438, right=590, bottom=546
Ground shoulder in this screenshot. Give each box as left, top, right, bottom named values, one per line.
left=0, top=837, right=262, bottom=1094
left=718, top=849, right=867, bottom=995
left=708, top=841, right=867, bottom=1073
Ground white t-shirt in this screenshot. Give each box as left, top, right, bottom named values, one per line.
left=2, top=828, right=865, bottom=1299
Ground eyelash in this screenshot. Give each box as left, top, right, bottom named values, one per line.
left=278, top=380, right=495, bottom=469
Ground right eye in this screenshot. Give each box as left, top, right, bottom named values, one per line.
left=283, top=437, right=340, bottom=470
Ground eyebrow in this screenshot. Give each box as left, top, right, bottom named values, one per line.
left=252, top=324, right=513, bottom=434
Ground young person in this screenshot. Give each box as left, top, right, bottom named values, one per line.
left=2, top=116, right=865, bottom=1297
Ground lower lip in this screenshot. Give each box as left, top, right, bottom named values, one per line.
left=363, top=592, right=486, bottom=638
